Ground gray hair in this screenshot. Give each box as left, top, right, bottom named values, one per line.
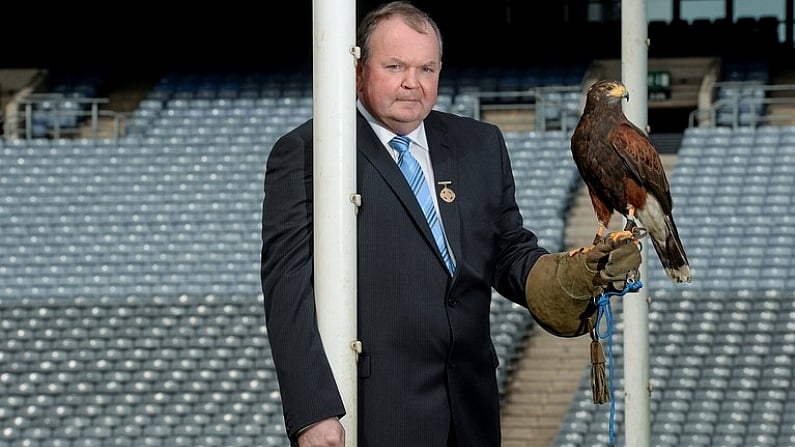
left=356, top=1, right=443, bottom=64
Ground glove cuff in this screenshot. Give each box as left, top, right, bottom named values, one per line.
left=524, top=253, right=599, bottom=338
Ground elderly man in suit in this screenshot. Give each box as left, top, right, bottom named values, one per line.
left=260, top=2, right=641, bottom=446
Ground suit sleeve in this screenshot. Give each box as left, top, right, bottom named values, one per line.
left=489, top=125, right=550, bottom=303
left=260, top=125, right=346, bottom=440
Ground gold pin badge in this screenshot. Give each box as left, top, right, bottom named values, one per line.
left=438, top=181, right=455, bottom=203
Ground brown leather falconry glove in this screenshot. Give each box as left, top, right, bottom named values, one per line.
left=524, top=231, right=642, bottom=338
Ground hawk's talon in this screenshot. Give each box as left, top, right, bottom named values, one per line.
left=606, top=230, right=633, bottom=242
left=568, top=245, right=595, bottom=257
left=630, top=226, right=648, bottom=240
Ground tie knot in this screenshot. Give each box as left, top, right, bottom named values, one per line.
left=389, top=135, right=411, bottom=154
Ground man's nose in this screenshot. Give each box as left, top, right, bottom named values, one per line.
left=401, top=69, right=420, bottom=88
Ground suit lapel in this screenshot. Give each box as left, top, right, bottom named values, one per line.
left=357, top=114, right=437, bottom=251
left=425, top=114, right=462, bottom=276
left=357, top=113, right=461, bottom=275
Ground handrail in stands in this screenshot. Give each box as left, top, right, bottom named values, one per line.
left=457, top=85, right=583, bottom=133
left=4, top=93, right=127, bottom=140
left=689, top=82, right=795, bottom=128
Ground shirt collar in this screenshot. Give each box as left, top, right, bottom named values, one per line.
left=357, top=100, right=429, bottom=154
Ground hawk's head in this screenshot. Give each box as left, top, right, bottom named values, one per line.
left=586, top=80, right=629, bottom=108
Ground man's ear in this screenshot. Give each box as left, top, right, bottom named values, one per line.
left=355, top=64, right=364, bottom=92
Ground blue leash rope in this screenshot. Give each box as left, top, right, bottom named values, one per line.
left=593, top=279, right=643, bottom=447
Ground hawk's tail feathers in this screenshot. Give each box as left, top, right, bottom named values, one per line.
left=649, top=214, right=691, bottom=283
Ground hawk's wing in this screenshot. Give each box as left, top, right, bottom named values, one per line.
left=608, top=121, right=673, bottom=212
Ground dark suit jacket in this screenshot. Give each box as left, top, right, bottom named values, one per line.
left=261, top=110, right=548, bottom=446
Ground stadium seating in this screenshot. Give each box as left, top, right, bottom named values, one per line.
left=9, top=66, right=795, bottom=447
left=0, top=68, right=588, bottom=445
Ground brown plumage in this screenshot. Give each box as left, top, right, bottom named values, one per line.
left=570, top=79, right=691, bottom=283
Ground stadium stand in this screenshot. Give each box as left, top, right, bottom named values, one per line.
left=1, top=4, right=795, bottom=444
left=0, top=66, right=590, bottom=445
left=2, top=57, right=794, bottom=447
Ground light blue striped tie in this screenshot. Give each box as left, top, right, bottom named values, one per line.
left=389, top=135, right=456, bottom=275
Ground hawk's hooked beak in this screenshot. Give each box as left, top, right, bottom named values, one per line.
left=615, top=84, right=629, bottom=102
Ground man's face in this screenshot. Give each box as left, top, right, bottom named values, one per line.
left=357, top=17, right=441, bottom=135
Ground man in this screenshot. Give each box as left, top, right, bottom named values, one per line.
left=260, top=2, right=641, bottom=446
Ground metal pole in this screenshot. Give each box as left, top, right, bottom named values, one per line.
left=621, top=0, right=651, bottom=446
left=25, top=102, right=33, bottom=139
left=787, top=0, right=794, bottom=48
left=312, top=0, right=359, bottom=445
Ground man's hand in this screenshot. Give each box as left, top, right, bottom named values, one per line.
left=298, top=418, right=345, bottom=447
left=585, top=230, right=642, bottom=294
left=524, top=230, right=642, bottom=338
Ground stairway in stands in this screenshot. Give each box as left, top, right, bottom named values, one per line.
left=78, top=77, right=158, bottom=138
left=767, top=67, right=795, bottom=125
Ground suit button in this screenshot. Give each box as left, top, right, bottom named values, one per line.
left=447, top=298, right=457, bottom=306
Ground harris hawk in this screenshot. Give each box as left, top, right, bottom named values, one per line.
left=570, top=79, right=692, bottom=283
